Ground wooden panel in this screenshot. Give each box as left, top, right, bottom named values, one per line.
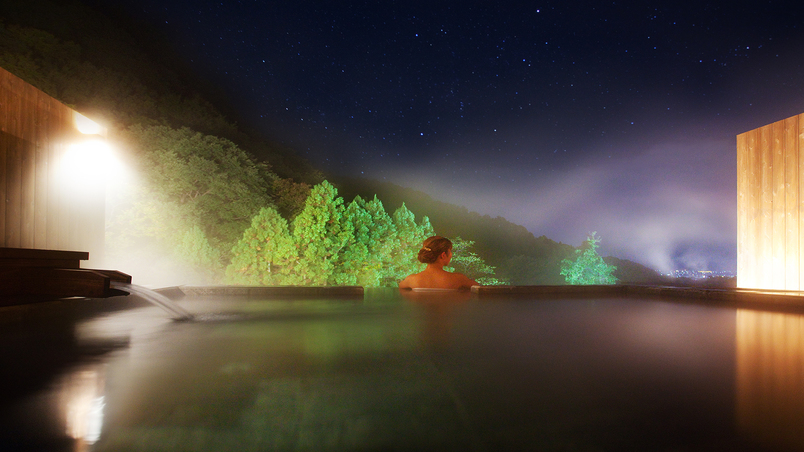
left=772, top=120, right=786, bottom=289
left=46, top=107, right=64, bottom=250
left=739, top=128, right=761, bottom=288
left=4, top=84, right=22, bottom=247
left=750, top=128, right=762, bottom=288
left=738, top=131, right=752, bottom=287
left=0, top=247, right=88, bottom=261
left=0, top=132, right=6, bottom=245
left=19, top=82, right=36, bottom=248
left=34, top=89, right=50, bottom=248
left=0, top=72, right=8, bottom=244
left=759, top=125, right=774, bottom=289
left=784, top=116, right=799, bottom=290
left=0, top=65, right=106, bottom=257
left=738, top=112, right=804, bottom=290
left=800, top=113, right=804, bottom=289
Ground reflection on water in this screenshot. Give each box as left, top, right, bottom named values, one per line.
left=60, top=365, right=106, bottom=449
left=401, top=290, right=471, bottom=350
left=736, top=310, right=804, bottom=451
left=8, top=293, right=804, bottom=450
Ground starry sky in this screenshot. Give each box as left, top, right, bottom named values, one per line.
left=112, top=1, right=804, bottom=272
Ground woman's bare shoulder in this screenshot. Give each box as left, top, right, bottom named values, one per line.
left=399, top=271, right=423, bottom=289
left=450, top=272, right=480, bottom=288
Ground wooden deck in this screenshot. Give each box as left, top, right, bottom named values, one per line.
left=0, top=247, right=131, bottom=306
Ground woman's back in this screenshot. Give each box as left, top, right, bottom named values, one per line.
left=399, top=267, right=477, bottom=290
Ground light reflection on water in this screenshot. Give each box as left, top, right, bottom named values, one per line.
left=736, top=310, right=804, bottom=451
left=4, top=293, right=804, bottom=451
left=61, top=365, right=105, bottom=448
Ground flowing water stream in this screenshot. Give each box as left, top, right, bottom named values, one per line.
left=110, top=282, right=193, bottom=320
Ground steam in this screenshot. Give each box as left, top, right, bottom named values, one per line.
left=388, top=138, right=737, bottom=273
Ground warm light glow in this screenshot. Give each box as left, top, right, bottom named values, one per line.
left=62, top=367, right=106, bottom=446
left=736, top=310, right=804, bottom=450
left=61, top=139, right=124, bottom=187
left=73, top=111, right=105, bottom=135
left=737, top=113, right=804, bottom=290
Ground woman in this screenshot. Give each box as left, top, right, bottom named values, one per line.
left=398, top=236, right=480, bottom=290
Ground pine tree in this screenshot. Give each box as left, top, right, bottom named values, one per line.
left=332, top=196, right=372, bottom=285
left=362, top=196, right=399, bottom=286
left=447, top=237, right=508, bottom=285
left=225, top=207, right=295, bottom=285
left=386, top=203, right=434, bottom=283
left=560, top=232, right=618, bottom=285
left=290, top=181, right=351, bottom=285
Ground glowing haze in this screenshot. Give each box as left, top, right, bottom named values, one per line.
left=109, top=0, right=804, bottom=272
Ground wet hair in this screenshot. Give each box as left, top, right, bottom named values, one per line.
left=417, top=236, right=453, bottom=264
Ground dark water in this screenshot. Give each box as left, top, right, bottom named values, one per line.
left=1, top=290, right=802, bottom=451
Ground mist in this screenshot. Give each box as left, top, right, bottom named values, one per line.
left=386, top=138, right=737, bottom=273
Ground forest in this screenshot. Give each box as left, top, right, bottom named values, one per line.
left=0, top=0, right=661, bottom=286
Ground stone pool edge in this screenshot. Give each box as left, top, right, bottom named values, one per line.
left=471, top=285, right=804, bottom=310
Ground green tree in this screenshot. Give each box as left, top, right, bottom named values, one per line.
left=332, top=196, right=373, bottom=286
left=290, top=181, right=352, bottom=285
left=362, top=196, right=399, bottom=286
left=106, top=125, right=273, bottom=282
left=334, top=195, right=402, bottom=287
left=385, top=203, right=434, bottom=283
left=560, top=232, right=618, bottom=285
left=225, top=207, right=296, bottom=285
left=116, top=125, right=272, bottom=247
left=271, top=177, right=311, bottom=220
left=176, top=226, right=223, bottom=283
left=447, top=237, right=508, bottom=285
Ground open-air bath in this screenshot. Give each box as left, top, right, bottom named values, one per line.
left=2, top=285, right=804, bottom=451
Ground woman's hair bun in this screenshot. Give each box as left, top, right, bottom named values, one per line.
left=417, top=236, right=452, bottom=264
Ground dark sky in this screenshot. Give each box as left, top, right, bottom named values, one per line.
left=114, top=1, right=804, bottom=272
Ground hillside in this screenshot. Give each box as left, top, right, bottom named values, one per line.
left=0, top=0, right=318, bottom=182
left=333, top=177, right=662, bottom=285
left=0, top=0, right=663, bottom=286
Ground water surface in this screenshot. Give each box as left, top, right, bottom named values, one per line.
left=1, top=290, right=801, bottom=451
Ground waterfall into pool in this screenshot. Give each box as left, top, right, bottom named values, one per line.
left=111, top=282, right=193, bottom=321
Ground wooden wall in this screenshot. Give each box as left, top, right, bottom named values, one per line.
left=0, top=66, right=105, bottom=265
left=737, top=113, right=804, bottom=290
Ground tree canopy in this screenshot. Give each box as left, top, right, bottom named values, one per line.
left=220, top=182, right=509, bottom=287
left=560, top=233, right=618, bottom=285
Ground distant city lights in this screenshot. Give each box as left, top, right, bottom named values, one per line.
left=666, top=270, right=736, bottom=280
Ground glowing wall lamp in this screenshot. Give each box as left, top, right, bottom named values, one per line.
left=73, top=111, right=106, bottom=136
left=61, top=139, right=123, bottom=187
left=55, top=111, right=125, bottom=268
left=60, top=113, right=123, bottom=189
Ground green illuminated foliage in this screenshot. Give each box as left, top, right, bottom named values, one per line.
left=334, top=195, right=401, bottom=286
left=107, top=125, right=271, bottom=282
left=386, top=203, right=434, bottom=282
left=290, top=181, right=351, bottom=285
left=447, top=237, right=508, bottom=285
left=363, top=196, right=399, bottom=285
left=121, top=125, right=270, bottom=246
left=225, top=207, right=295, bottom=285
left=560, top=232, right=618, bottom=285
left=271, top=177, right=311, bottom=220
left=332, top=196, right=373, bottom=286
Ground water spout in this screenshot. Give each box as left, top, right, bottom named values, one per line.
left=111, top=282, right=193, bottom=321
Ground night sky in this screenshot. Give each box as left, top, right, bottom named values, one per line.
left=114, top=1, right=804, bottom=272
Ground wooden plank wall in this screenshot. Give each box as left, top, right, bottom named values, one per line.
left=737, top=113, right=804, bottom=290
left=0, top=66, right=104, bottom=264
